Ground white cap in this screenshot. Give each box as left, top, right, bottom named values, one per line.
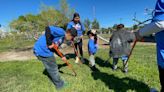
left=91, top=29, right=97, bottom=34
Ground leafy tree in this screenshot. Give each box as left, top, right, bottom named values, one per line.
left=112, top=24, right=117, bottom=30
left=133, top=24, right=138, bottom=30
left=84, top=18, right=91, bottom=32
left=60, top=0, right=75, bottom=20
left=9, top=1, right=75, bottom=39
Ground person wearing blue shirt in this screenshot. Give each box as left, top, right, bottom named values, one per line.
left=33, top=26, right=77, bottom=90
left=87, top=29, right=99, bottom=71
left=135, top=0, right=164, bottom=91
left=67, top=13, right=85, bottom=63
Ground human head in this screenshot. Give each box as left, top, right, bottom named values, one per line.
left=65, top=28, right=77, bottom=41
left=72, top=12, right=80, bottom=23
left=87, top=29, right=96, bottom=36
left=117, top=24, right=124, bottom=30
left=87, top=29, right=97, bottom=44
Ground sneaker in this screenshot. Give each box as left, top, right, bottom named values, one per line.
left=56, top=81, right=69, bottom=90
left=123, top=67, right=128, bottom=73
left=112, top=65, right=117, bottom=71
left=150, top=88, right=158, bottom=92
left=75, top=57, right=79, bottom=63
left=81, top=57, right=85, bottom=63
left=123, top=61, right=128, bottom=73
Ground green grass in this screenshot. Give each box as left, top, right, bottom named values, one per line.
left=0, top=36, right=35, bottom=52
left=0, top=34, right=110, bottom=52
left=0, top=44, right=160, bottom=92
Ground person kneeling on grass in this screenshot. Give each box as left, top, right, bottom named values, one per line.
left=110, top=24, right=135, bottom=73
left=87, top=29, right=99, bottom=71
left=33, top=26, right=77, bottom=90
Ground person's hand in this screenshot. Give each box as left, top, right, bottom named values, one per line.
left=48, top=43, right=55, bottom=49
left=62, top=57, right=67, bottom=61
left=80, top=35, right=83, bottom=40
left=95, top=44, right=98, bottom=48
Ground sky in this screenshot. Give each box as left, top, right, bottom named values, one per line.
left=0, top=0, right=157, bottom=28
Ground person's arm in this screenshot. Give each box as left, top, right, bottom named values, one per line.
left=52, top=43, right=65, bottom=58
left=53, top=43, right=67, bottom=61
left=139, top=21, right=164, bottom=37
left=45, top=26, right=65, bottom=58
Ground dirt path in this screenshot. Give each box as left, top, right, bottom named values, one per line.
left=0, top=39, right=156, bottom=62
left=0, top=50, right=35, bottom=62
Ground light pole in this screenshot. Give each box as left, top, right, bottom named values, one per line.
left=119, top=18, right=123, bottom=24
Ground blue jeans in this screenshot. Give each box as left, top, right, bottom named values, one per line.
left=37, top=56, right=64, bottom=89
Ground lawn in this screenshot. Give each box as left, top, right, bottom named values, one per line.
left=0, top=44, right=160, bottom=92
left=0, top=36, right=35, bottom=52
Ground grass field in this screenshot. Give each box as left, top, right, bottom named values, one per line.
left=0, top=37, right=35, bottom=52
left=0, top=44, right=160, bottom=92
left=0, top=34, right=108, bottom=53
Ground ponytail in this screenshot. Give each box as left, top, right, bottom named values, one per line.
left=94, top=34, right=98, bottom=44
left=87, top=30, right=97, bottom=44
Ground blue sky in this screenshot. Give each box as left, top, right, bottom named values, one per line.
left=0, top=0, right=157, bottom=28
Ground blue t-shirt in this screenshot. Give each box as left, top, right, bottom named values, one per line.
left=153, top=0, right=164, bottom=69
left=155, top=31, right=164, bottom=69
left=88, top=39, right=98, bottom=55
left=67, top=21, right=85, bottom=36
left=33, top=26, right=65, bottom=57
left=153, top=0, right=164, bottom=21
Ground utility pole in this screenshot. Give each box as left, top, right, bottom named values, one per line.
left=119, top=18, right=123, bottom=24
left=93, top=5, right=96, bottom=19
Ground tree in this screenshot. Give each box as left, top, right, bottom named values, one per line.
left=84, top=18, right=91, bottom=32
left=68, top=8, right=75, bottom=20
left=133, top=24, right=138, bottom=30
left=10, top=1, right=74, bottom=40
left=60, top=0, right=75, bottom=20
left=112, top=24, right=117, bottom=30
left=10, top=3, right=70, bottom=32
left=92, top=19, right=100, bottom=29
left=60, top=0, right=68, bottom=16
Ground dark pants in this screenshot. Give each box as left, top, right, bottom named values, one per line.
left=159, top=66, right=164, bottom=92
left=113, top=56, right=128, bottom=72
left=113, top=56, right=128, bottom=66
left=37, top=56, right=64, bottom=89
left=74, top=39, right=83, bottom=57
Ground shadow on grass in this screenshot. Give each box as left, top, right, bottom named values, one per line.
left=95, top=57, right=112, bottom=68
left=65, top=53, right=76, bottom=59
left=58, top=63, right=67, bottom=70
left=91, top=71, right=150, bottom=92
left=43, top=69, right=53, bottom=82
left=83, top=58, right=90, bottom=66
